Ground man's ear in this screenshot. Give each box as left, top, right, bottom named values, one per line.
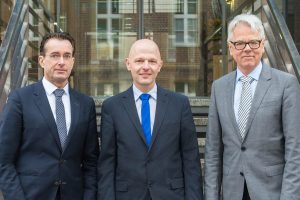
left=38, top=55, right=45, bottom=69
left=158, top=60, right=163, bottom=72
left=125, top=58, right=131, bottom=71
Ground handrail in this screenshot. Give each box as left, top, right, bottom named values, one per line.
left=266, top=0, right=300, bottom=80
left=0, top=0, right=25, bottom=98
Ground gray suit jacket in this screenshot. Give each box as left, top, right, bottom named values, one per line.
left=98, top=85, right=203, bottom=200
left=204, top=64, right=300, bottom=200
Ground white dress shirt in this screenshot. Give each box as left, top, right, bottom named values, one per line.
left=42, top=77, right=71, bottom=134
left=133, top=84, right=157, bottom=135
left=234, top=61, right=262, bottom=122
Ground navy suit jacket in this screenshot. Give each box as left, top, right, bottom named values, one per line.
left=0, top=81, right=99, bottom=200
left=98, top=86, right=203, bottom=200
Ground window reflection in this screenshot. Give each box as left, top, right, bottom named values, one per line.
left=68, top=0, right=204, bottom=97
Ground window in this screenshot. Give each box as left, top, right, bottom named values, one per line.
left=96, top=0, right=122, bottom=60
left=174, top=0, right=199, bottom=46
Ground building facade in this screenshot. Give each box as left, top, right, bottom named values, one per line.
left=1, top=0, right=299, bottom=98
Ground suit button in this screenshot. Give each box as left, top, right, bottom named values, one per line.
left=60, top=159, right=66, bottom=164
left=241, top=146, right=246, bottom=151
left=240, top=172, right=244, bottom=176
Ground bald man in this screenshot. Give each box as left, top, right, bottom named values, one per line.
left=97, top=39, right=203, bottom=200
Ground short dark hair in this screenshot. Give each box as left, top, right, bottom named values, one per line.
left=39, top=32, right=76, bottom=56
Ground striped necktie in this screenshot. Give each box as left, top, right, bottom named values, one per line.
left=238, top=76, right=254, bottom=138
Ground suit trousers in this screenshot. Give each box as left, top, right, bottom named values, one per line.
left=56, top=187, right=61, bottom=200
left=243, top=182, right=251, bottom=200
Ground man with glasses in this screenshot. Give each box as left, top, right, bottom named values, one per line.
left=205, top=14, right=300, bottom=200
left=0, top=32, right=99, bottom=200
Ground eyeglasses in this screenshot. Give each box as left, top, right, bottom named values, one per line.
left=46, top=53, right=73, bottom=61
left=230, top=40, right=262, bottom=50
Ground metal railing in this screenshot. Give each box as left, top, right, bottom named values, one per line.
left=0, top=0, right=56, bottom=111
left=261, top=0, right=300, bottom=81
left=0, top=0, right=27, bottom=110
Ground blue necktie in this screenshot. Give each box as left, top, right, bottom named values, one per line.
left=140, top=94, right=151, bottom=147
left=54, top=89, right=68, bottom=148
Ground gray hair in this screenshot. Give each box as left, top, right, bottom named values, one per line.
left=227, top=14, right=265, bottom=43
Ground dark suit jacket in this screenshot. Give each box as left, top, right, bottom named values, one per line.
left=98, top=85, right=203, bottom=200
left=0, top=81, right=99, bottom=200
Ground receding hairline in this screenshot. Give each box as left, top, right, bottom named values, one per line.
left=128, top=39, right=161, bottom=59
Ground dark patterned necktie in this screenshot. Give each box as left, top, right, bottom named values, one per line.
left=140, top=93, right=151, bottom=147
left=238, top=76, right=254, bottom=138
left=54, top=89, right=68, bottom=148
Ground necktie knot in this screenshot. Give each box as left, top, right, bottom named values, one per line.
left=140, top=93, right=150, bottom=101
left=240, top=76, right=254, bottom=84
left=54, top=89, right=65, bottom=98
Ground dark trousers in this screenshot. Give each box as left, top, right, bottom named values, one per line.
left=56, top=187, right=61, bottom=200
left=242, top=182, right=251, bottom=200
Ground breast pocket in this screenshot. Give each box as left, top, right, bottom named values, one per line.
left=260, top=100, right=281, bottom=108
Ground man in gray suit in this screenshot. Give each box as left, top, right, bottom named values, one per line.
left=98, top=39, right=203, bottom=200
left=204, top=14, right=300, bottom=200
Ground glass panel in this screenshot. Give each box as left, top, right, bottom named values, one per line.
left=188, top=18, right=196, bottom=30
left=112, top=0, right=119, bottom=14
left=58, top=0, right=221, bottom=97
left=188, top=0, right=197, bottom=14
left=97, top=19, right=107, bottom=42
left=175, top=18, right=184, bottom=30
left=287, top=0, right=300, bottom=52
left=143, top=0, right=202, bottom=96
left=98, top=1, right=107, bottom=14
left=176, top=0, right=184, bottom=14
left=0, top=0, right=13, bottom=43
left=61, top=0, right=138, bottom=96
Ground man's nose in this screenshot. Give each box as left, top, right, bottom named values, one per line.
left=57, top=56, right=66, bottom=64
left=244, top=43, right=252, bottom=50
left=142, top=60, right=150, bottom=68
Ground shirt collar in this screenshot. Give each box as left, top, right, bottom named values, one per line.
left=133, top=84, right=157, bottom=102
left=236, top=61, right=262, bottom=84
left=42, top=77, right=69, bottom=96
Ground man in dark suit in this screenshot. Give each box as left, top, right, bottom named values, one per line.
left=204, top=14, right=300, bottom=200
left=98, top=39, right=203, bottom=200
left=0, top=32, right=99, bottom=200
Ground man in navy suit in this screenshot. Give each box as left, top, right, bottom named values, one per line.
left=0, top=32, right=99, bottom=200
left=98, top=39, right=203, bottom=200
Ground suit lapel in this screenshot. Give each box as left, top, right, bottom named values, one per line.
left=243, top=64, right=272, bottom=140
left=121, top=87, right=147, bottom=145
left=33, top=81, right=62, bottom=151
left=149, top=86, right=169, bottom=150
left=63, top=88, right=80, bottom=152
left=226, top=72, right=244, bottom=141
